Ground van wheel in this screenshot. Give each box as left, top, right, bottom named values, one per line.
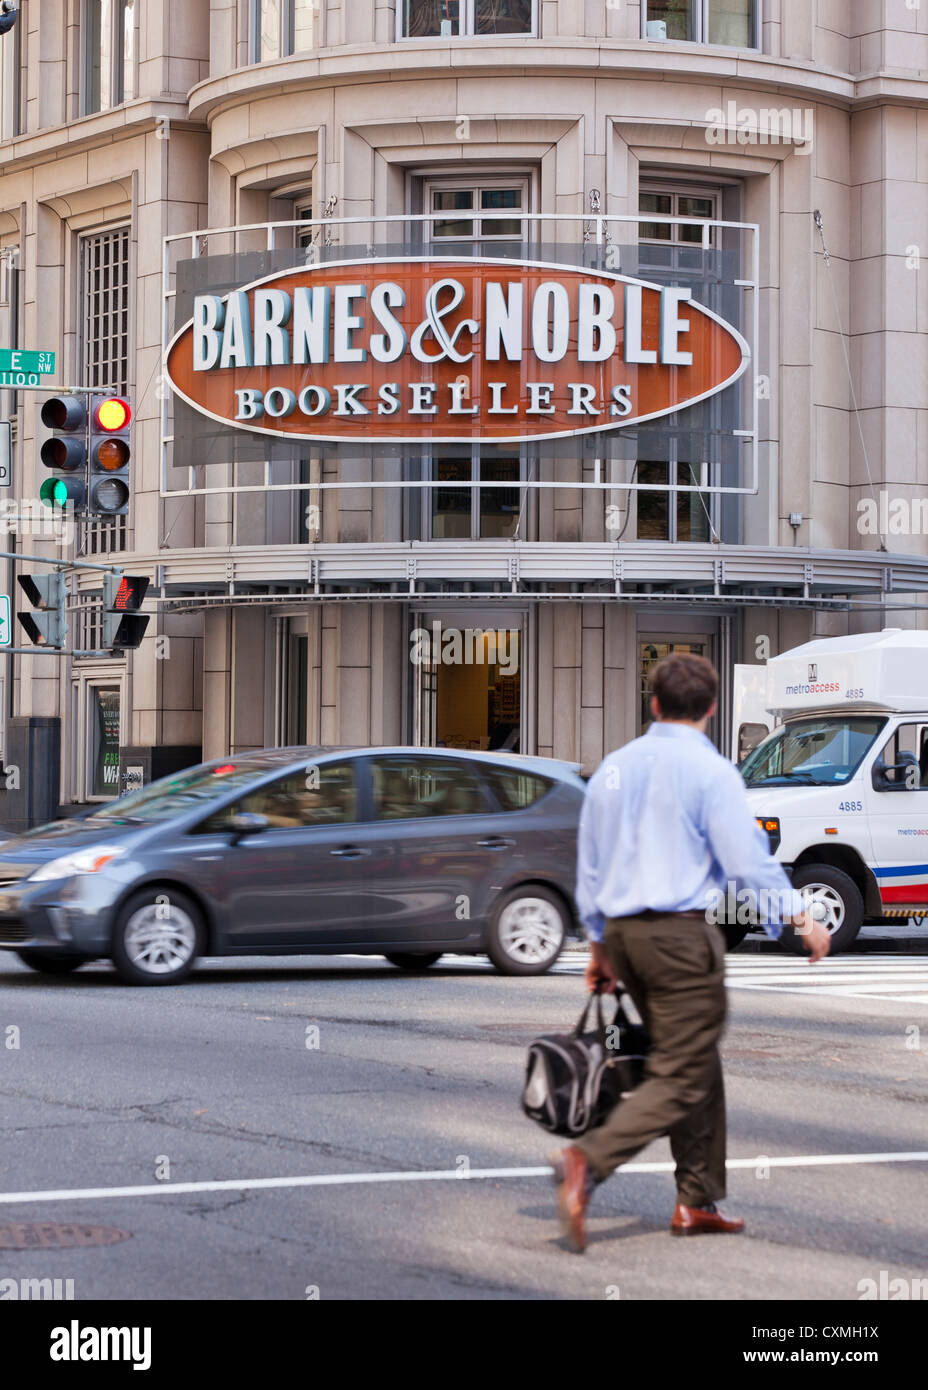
left=383, top=953, right=443, bottom=970
left=111, top=888, right=203, bottom=985
left=486, top=886, right=567, bottom=975
left=787, top=865, right=864, bottom=954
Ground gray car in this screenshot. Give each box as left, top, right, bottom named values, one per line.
left=0, top=747, right=585, bottom=986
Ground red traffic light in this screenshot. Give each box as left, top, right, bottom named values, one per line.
left=93, top=397, right=131, bottom=432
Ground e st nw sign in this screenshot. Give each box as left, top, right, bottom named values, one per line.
left=164, top=257, right=751, bottom=446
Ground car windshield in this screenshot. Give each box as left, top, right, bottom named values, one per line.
left=740, top=716, right=887, bottom=788
left=84, top=763, right=272, bottom=824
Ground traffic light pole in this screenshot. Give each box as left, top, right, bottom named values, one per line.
left=2, top=548, right=132, bottom=657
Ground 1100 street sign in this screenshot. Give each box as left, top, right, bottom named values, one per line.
left=0, top=594, right=10, bottom=648
left=0, top=348, right=56, bottom=389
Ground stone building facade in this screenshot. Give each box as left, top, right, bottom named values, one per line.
left=1, top=0, right=928, bottom=820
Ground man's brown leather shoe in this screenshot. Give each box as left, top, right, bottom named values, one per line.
left=552, top=1146, right=594, bottom=1253
left=670, top=1202, right=745, bottom=1236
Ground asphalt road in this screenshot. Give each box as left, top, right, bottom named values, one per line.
left=0, top=946, right=926, bottom=1301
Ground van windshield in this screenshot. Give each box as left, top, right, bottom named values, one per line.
left=740, top=716, right=887, bottom=788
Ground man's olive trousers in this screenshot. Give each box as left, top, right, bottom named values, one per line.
left=575, top=912, right=729, bottom=1207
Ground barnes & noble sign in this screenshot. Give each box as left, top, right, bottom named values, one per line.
left=165, top=257, right=750, bottom=446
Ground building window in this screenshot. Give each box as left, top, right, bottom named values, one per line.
left=74, top=591, right=104, bottom=654
left=294, top=200, right=314, bottom=249
left=635, top=459, right=715, bottom=543
left=430, top=454, right=522, bottom=541
left=250, top=0, right=316, bottom=61
left=83, top=0, right=136, bottom=115
left=80, top=225, right=130, bottom=553
left=401, top=0, right=535, bottom=39
left=643, top=1, right=758, bottom=48
left=422, top=175, right=530, bottom=253
left=639, top=186, right=718, bottom=246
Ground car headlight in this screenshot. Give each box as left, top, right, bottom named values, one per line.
left=29, top=846, right=126, bottom=883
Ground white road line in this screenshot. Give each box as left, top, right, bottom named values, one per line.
left=726, top=961, right=928, bottom=971
left=727, top=973, right=928, bottom=986
left=0, top=1152, right=926, bottom=1207
left=728, top=983, right=928, bottom=1002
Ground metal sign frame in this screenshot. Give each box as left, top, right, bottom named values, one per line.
left=161, top=209, right=760, bottom=501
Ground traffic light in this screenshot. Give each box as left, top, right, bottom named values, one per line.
left=88, top=395, right=131, bottom=516
left=39, top=395, right=88, bottom=512
left=17, top=571, right=67, bottom=648
left=102, top=573, right=149, bottom=651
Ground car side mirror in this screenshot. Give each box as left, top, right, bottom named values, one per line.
left=228, top=811, right=271, bottom=839
left=872, top=753, right=920, bottom=792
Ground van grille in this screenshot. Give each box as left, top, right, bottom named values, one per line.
left=0, top=920, right=28, bottom=943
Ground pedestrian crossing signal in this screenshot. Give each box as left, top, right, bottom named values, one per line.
left=17, top=571, right=67, bottom=648
left=102, top=573, right=149, bottom=651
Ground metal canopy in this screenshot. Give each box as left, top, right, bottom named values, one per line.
left=73, top=540, right=928, bottom=610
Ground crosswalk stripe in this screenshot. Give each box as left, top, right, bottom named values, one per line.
left=720, top=953, right=928, bottom=1003
left=549, top=952, right=928, bottom=1005
left=416, top=951, right=928, bottom=1004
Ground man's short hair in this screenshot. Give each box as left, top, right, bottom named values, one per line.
left=651, top=652, right=719, bottom=722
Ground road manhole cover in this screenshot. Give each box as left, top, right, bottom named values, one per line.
left=0, top=1222, right=131, bottom=1250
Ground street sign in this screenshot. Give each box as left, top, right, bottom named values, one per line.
left=0, top=349, right=55, bottom=375
left=0, top=420, right=9, bottom=487
left=0, top=594, right=10, bottom=648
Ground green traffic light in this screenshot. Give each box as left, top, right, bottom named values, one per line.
left=39, top=478, right=68, bottom=508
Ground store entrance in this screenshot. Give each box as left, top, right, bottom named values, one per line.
left=412, top=612, right=523, bottom=752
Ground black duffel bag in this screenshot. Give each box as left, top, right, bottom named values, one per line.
left=521, top=988, right=650, bottom=1137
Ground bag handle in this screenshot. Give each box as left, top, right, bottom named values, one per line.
left=574, top=991, right=607, bottom=1044
left=576, top=985, right=634, bottom=1042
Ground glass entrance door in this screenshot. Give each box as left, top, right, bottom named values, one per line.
left=639, top=637, right=712, bottom=736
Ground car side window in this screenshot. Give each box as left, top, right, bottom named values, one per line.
left=481, top=766, right=553, bottom=811
left=371, top=757, right=490, bottom=820
left=198, top=763, right=359, bottom=831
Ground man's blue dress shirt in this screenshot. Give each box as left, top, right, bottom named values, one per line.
left=576, top=722, right=805, bottom=943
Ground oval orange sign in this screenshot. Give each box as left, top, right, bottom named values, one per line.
left=165, top=257, right=750, bottom=445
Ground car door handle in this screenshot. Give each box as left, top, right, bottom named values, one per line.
left=329, top=845, right=372, bottom=858
left=477, top=837, right=515, bottom=850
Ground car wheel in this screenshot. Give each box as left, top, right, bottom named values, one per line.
left=15, top=951, right=88, bottom=975
left=111, top=887, right=204, bottom=986
left=785, top=865, right=864, bottom=954
left=383, top=952, right=443, bottom=970
left=486, top=886, right=568, bottom=976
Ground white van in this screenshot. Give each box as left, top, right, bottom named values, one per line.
left=731, top=629, right=928, bottom=952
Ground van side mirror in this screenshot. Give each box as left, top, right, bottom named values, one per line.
left=872, top=752, right=920, bottom=792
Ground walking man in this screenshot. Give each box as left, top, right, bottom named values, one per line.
left=554, top=652, right=831, bottom=1251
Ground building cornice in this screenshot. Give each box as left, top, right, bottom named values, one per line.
left=0, top=100, right=207, bottom=178
left=186, top=41, right=928, bottom=126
